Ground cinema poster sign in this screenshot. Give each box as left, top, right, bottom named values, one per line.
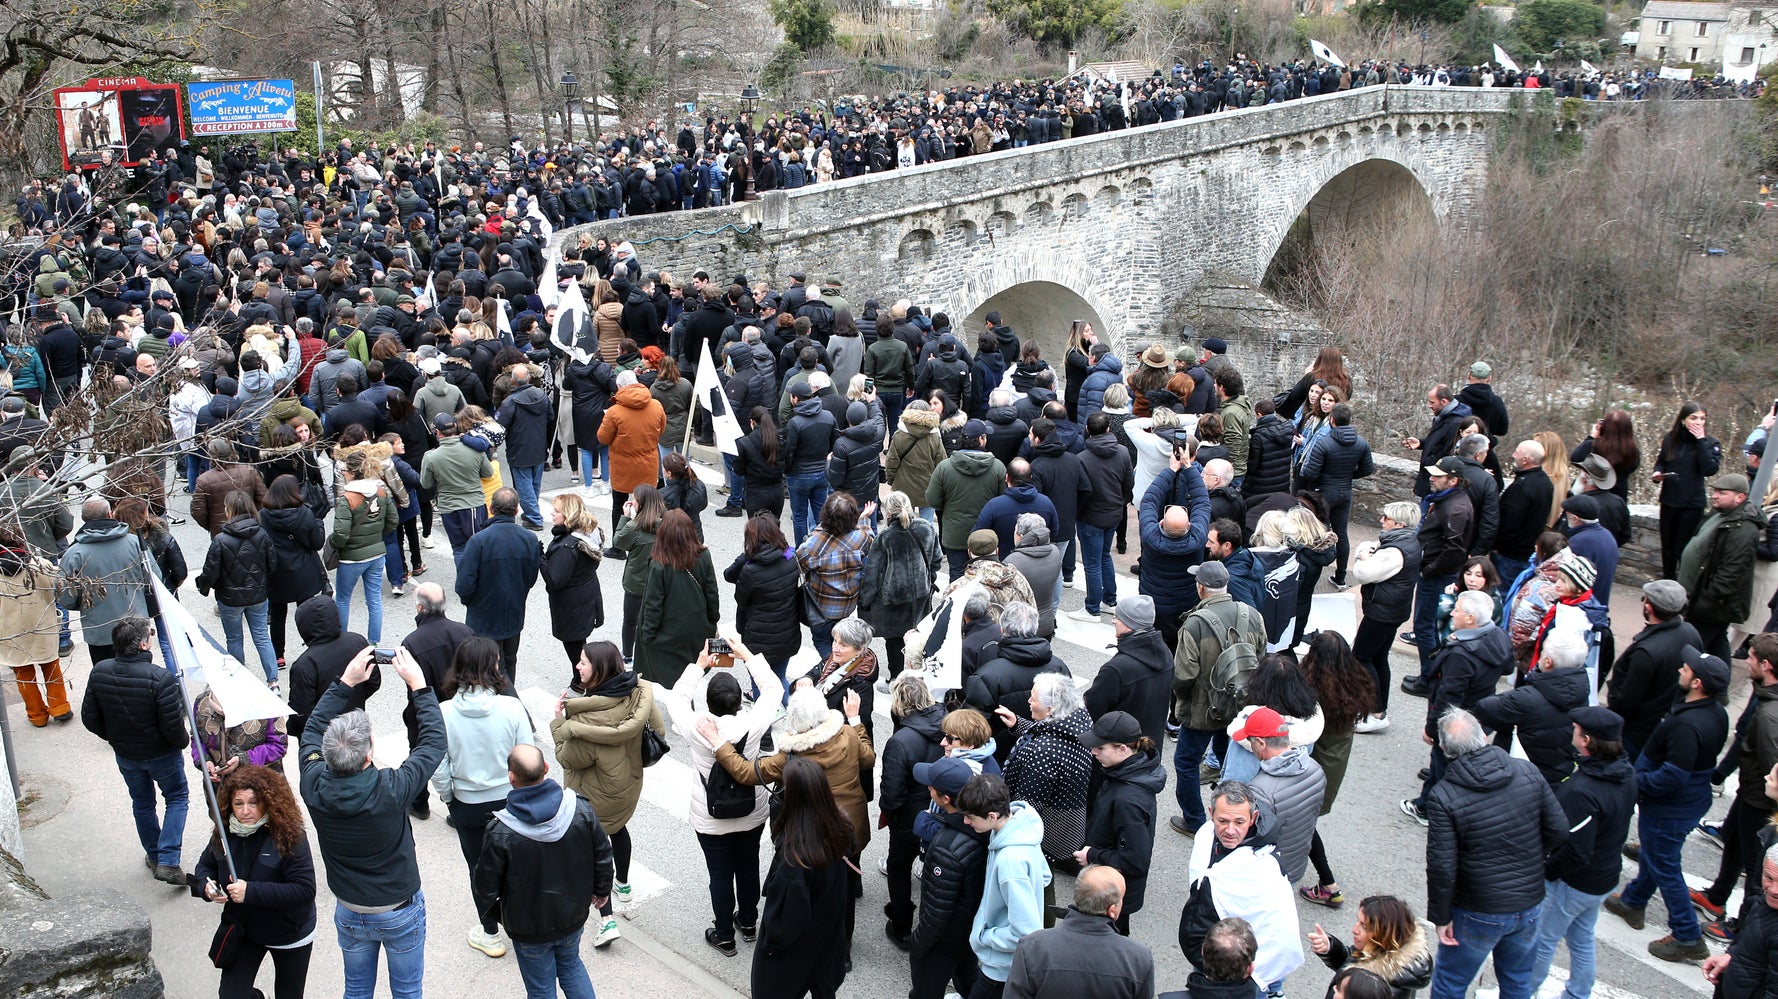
left=54, top=76, right=185, bottom=170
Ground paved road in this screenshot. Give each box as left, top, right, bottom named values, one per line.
left=7, top=456, right=1736, bottom=999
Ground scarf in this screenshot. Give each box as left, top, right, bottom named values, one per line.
left=228, top=814, right=268, bottom=837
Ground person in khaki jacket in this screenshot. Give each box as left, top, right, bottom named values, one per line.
left=551, top=640, right=668, bottom=949
left=0, top=532, right=67, bottom=725
left=1170, top=559, right=1265, bottom=838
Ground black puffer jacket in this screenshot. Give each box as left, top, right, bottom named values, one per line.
left=196, top=516, right=276, bottom=607
left=1606, top=616, right=1704, bottom=753
left=1297, top=424, right=1374, bottom=502
left=259, top=506, right=327, bottom=605
left=1085, top=626, right=1173, bottom=747
left=725, top=544, right=803, bottom=661
left=1457, top=457, right=1501, bottom=555
left=1724, top=893, right=1778, bottom=999
left=825, top=402, right=885, bottom=508
left=564, top=357, right=616, bottom=446
left=1078, top=432, right=1133, bottom=529
left=541, top=527, right=606, bottom=642
left=80, top=646, right=187, bottom=761
left=1424, top=744, right=1567, bottom=924
left=190, top=825, right=317, bottom=947
left=1544, top=754, right=1637, bottom=895
left=287, top=595, right=376, bottom=738
left=965, top=634, right=1071, bottom=760
left=1242, top=413, right=1296, bottom=498
left=879, top=705, right=946, bottom=817
left=1028, top=436, right=1090, bottom=536
left=1475, top=666, right=1591, bottom=784
left=907, top=808, right=989, bottom=957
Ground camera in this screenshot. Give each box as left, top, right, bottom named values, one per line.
left=372, top=648, right=397, bottom=666
left=708, top=637, right=732, bottom=657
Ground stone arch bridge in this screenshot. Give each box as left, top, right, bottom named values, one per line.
left=556, top=86, right=1554, bottom=364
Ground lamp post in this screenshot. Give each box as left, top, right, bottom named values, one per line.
left=560, top=70, right=579, bottom=148
left=739, top=85, right=761, bottom=201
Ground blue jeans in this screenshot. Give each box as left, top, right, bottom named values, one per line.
left=183, top=452, right=207, bottom=490
left=1492, top=554, right=1529, bottom=593
left=217, top=600, right=279, bottom=682
left=116, top=750, right=187, bottom=866
left=1173, top=727, right=1216, bottom=827
left=880, top=392, right=907, bottom=443
left=579, top=446, right=609, bottom=483
left=511, top=463, right=545, bottom=523
left=1430, top=903, right=1543, bottom=999
left=1078, top=522, right=1116, bottom=613
left=722, top=453, right=746, bottom=509
left=1529, top=879, right=1606, bottom=999
left=384, top=530, right=407, bottom=587
left=1414, top=573, right=1456, bottom=669
left=1622, top=810, right=1706, bottom=942
left=335, top=892, right=427, bottom=999
left=513, top=928, right=596, bottom=999
left=786, top=471, right=828, bottom=544
left=335, top=556, right=386, bottom=645
left=809, top=617, right=837, bottom=663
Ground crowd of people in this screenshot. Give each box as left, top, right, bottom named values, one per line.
left=6, top=67, right=1778, bottom=999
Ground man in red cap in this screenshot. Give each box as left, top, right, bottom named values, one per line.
left=1235, top=707, right=1326, bottom=887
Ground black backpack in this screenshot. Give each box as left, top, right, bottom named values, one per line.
left=705, top=733, right=757, bottom=820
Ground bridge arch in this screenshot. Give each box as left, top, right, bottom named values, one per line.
left=1259, top=148, right=1442, bottom=285
left=943, top=254, right=1128, bottom=366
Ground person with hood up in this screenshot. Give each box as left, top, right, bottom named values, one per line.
left=596, top=370, right=666, bottom=524
left=1074, top=711, right=1167, bottom=936
left=196, top=490, right=280, bottom=684
left=985, top=313, right=1020, bottom=370
left=285, top=588, right=378, bottom=737
left=887, top=401, right=947, bottom=517
left=961, top=771, right=1051, bottom=998
left=915, top=334, right=971, bottom=405
left=0, top=524, right=67, bottom=727
left=657, top=638, right=783, bottom=956
left=966, top=602, right=1071, bottom=763
left=970, top=329, right=1008, bottom=419
left=431, top=637, right=538, bottom=959
left=1476, top=629, right=1593, bottom=785
left=928, top=421, right=1007, bottom=580
left=552, top=640, right=669, bottom=947
left=983, top=391, right=1029, bottom=467
left=880, top=673, right=949, bottom=948
left=236, top=328, right=303, bottom=421
left=974, top=460, right=1058, bottom=559
left=472, top=743, right=614, bottom=998
left=495, top=364, right=554, bottom=529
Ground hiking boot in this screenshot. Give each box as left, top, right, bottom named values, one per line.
left=884, top=921, right=912, bottom=951
left=1170, top=815, right=1200, bottom=836
left=1648, top=934, right=1708, bottom=962
left=1400, top=675, right=1431, bottom=697
left=1604, top=894, right=1646, bottom=930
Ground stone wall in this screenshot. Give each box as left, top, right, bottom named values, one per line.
left=0, top=846, right=163, bottom=998
left=1349, top=452, right=1664, bottom=585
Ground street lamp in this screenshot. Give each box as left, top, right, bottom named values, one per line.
left=560, top=70, right=579, bottom=147
left=738, top=85, right=761, bottom=201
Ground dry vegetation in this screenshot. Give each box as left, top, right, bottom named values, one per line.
left=1268, top=96, right=1778, bottom=501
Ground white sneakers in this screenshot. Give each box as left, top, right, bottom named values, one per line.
left=420, top=535, right=435, bottom=550
left=1065, top=607, right=1105, bottom=623
left=1353, top=714, right=1391, bottom=734
left=593, top=917, right=622, bottom=946
left=467, top=928, right=506, bottom=957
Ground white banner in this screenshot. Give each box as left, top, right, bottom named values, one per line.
left=1310, top=39, right=1346, bottom=68
left=539, top=253, right=560, bottom=309
left=693, top=339, right=746, bottom=456
left=495, top=298, right=513, bottom=343
left=1659, top=65, right=1694, bottom=80
left=1580, top=59, right=1600, bottom=74
left=1493, top=44, right=1521, bottom=74
left=153, top=572, right=290, bottom=726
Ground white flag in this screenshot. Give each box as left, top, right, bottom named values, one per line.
left=153, top=572, right=290, bottom=726
left=413, top=270, right=435, bottom=311
left=1532, top=60, right=1544, bottom=74
left=693, top=339, right=745, bottom=457
left=552, top=279, right=593, bottom=363
left=525, top=199, right=555, bottom=247
left=1580, top=59, right=1599, bottom=74
left=1493, top=44, right=1521, bottom=74
left=539, top=254, right=560, bottom=309
left=495, top=298, right=513, bottom=343
left=1310, top=39, right=1346, bottom=68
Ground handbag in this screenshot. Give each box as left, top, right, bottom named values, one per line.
left=208, top=914, right=245, bottom=969
left=640, top=722, right=670, bottom=767
left=754, top=752, right=794, bottom=822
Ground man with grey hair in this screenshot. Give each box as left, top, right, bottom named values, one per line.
left=965, top=601, right=1070, bottom=760
left=1455, top=432, right=1500, bottom=556
left=1403, top=589, right=1512, bottom=824
left=1476, top=628, right=1592, bottom=785
left=1423, top=707, right=1567, bottom=999
left=399, top=580, right=476, bottom=819
left=300, top=644, right=445, bottom=998
left=1494, top=438, right=1552, bottom=584
left=1702, top=841, right=1778, bottom=993
left=57, top=496, right=156, bottom=665
left=1087, top=593, right=1173, bottom=746
left=959, top=588, right=1003, bottom=678
left=1004, top=865, right=1155, bottom=999
left=1180, top=781, right=1303, bottom=990
left=1006, top=513, right=1062, bottom=638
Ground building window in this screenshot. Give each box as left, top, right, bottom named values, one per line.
left=1751, top=10, right=1763, bottom=24
left=1690, top=46, right=1701, bottom=60
left=1657, top=45, right=1668, bottom=58
left=1695, top=21, right=1709, bottom=35
left=1658, top=19, right=1671, bottom=34
left=1743, top=46, right=1757, bottom=62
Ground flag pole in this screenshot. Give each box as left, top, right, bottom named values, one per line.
left=149, top=553, right=237, bottom=882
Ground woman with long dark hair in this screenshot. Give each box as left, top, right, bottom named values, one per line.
left=612, top=484, right=664, bottom=661
left=542, top=492, right=607, bottom=672
left=191, top=765, right=317, bottom=999
left=1296, top=633, right=1377, bottom=908
left=552, top=640, right=668, bottom=948
left=1571, top=408, right=1640, bottom=503
left=737, top=406, right=786, bottom=519
left=257, top=476, right=326, bottom=666
left=661, top=451, right=709, bottom=540
left=434, top=636, right=536, bottom=957
left=1654, top=400, right=1723, bottom=580
left=385, top=389, right=435, bottom=546
left=749, top=756, right=857, bottom=999
left=1218, top=654, right=1324, bottom=785
left=725, top=513, right=802, bottom=695
left=634, top=509, right=721, bottom=685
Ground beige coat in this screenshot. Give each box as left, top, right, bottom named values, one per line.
left=716, top=710, right=877, bottom=853
left=550, top=679, right=668, bottom=834
left=0, top=554, right=60, bottom=667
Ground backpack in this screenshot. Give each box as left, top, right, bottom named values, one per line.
left=1205, top=604, right=1261, bottom=725
left=705, top=732, right=756, bottom=820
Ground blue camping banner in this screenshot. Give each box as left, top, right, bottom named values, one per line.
left=187, top=78, right=298, bottom=135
